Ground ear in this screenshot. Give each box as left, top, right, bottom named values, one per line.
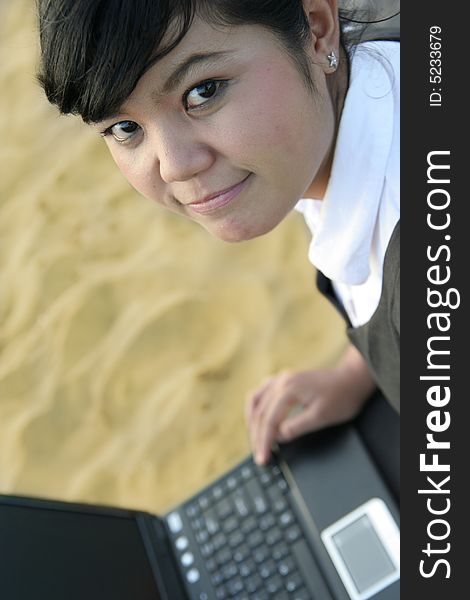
left=302, top=0, right=341, bottom=73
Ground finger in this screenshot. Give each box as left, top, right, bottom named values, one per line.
left=249, top=391, right=275, bottom=464
left=256, top=391, right=298, bottom=465
left=246, top=379, right=277, bottom=461
left=245, top=376, right=275, bottom=423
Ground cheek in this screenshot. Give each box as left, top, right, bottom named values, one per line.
left=108, top=146, right=157, bottom=198
left=215, top=67, right=330, bottom=170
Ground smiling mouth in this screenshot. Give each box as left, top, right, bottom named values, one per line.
left=185, top=174, right=251, bottom=215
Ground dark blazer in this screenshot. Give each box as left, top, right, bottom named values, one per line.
left=316, top=221, right=400, bottom=500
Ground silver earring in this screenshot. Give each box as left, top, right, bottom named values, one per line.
left=327, top=51, right=338, bottom=70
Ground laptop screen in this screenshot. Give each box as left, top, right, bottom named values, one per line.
left=0, top=504, right=161, bottom=600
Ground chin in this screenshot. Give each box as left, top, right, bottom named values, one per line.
left=205, top=215, right=280, bottom=243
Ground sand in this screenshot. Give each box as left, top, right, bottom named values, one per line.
left=0, top=1, right=345, bottom=514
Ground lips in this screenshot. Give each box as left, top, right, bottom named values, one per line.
left=185, top=174, right=251, bottom=215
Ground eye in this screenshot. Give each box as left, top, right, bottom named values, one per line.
left=101, top=120, right=140, bottom=143
left=184, top=80, right=226, bottom=110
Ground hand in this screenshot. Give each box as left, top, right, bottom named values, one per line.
left=245, top=344, right=375, bottom=465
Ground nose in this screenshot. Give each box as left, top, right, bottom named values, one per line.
left=153, top=123, right=215, bottom=184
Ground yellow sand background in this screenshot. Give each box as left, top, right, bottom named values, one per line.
left=0, top=1, right=345, bottom=514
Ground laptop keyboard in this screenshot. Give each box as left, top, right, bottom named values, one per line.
left=166, top=459, right=331, bottom=599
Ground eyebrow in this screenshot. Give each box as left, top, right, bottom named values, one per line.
left=160, top=50, right=232, bottom=96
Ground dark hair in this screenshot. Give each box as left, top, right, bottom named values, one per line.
left=36, top=0, right=396, bottom=124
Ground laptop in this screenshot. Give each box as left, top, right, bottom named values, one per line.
left=0, top=425, right=399, bottom=600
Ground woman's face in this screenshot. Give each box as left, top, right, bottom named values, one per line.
left=95, top=18, right=339, bottom=242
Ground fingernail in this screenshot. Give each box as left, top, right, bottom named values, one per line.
left=255, top=452, right=264, bottom=465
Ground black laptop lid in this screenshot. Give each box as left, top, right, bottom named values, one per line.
left=0, top=502, right=161, bottom=600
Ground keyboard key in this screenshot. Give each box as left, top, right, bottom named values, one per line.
left=199, top=494, right=211, bottom=510
left=241, top=465, right=253, bottom=480
left=233, top=545, right=250, bottom=563
left=228, top=530, right=244, bottom=549
left=254, top=495, right=268, bottom=513
left=285, top=525, right=301, bottom=543
left=272, top=542, right=288, bottom=561
left=278, top=556, right=295, bottom=577
left=203, top=510, right=220, bottom=535
left=233, top=492, right=250, bottom=518
left=185, top=503, right=199, bottom=518
left=227, top=577, right=244, bottom=596
left=259, top=470, right=272, bottom=486
left=266, top=487, right=288, bottom=512
left=222, top=562, right=238, bottom=581
left=226, top=476, right=238, bottom=490
left=175, top=536, right=189, bottom=551
left=266, top=527, right=282, bottom=546
left=211, top=570, right=225, bottom=587
left=212, top=532, right=227, bottom=551
left=167, top=511, right=183, bottom=534
left=212, top=485, right=224, bottom=501
left=238, top=559, right=256, bottom=578
left=200, top=542, right=215, bottom=558
left=245, top=478, right=268, bottom=514
left=195, top=530, right=209, bottom=544
left=259, top=559, right=276, bottom=579
left=247, top=530, right=264, bottom=549
left=279, top=510, right=294, bottom=528
left=259, top=513, right=276, bottom=531
left=192, top=517, right=205, bottom=532
left=272, top=497, right=287, bottom=513
left=181, top=552, right=194, bottom=567
left=216, top=498, right=232, bottom=520
left=253, top=545, right=270, bottom=564
left=186, top=568, right=200, bottom=584
left=285, top=572, right=303, bottom=592
left=222, top=515, right=238, bottom=534
left=241, top=516, right=257, bottom=535
left=245, top=574, right=262, bottom=593
left=266, top=574, right=283, bottom=594
left=216, top=547, right=232, bottom=566
left=215, top=585, right=227, bottom=599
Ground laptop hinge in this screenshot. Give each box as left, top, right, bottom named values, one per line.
left=136, top=513, right=187, bottom=599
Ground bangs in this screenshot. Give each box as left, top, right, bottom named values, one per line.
left=37, top=0, right=195, bottom=123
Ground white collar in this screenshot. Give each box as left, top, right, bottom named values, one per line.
left=295, top=42, right=398, bottom=284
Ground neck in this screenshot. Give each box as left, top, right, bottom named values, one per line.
left=305, top=45, right=349, bottom=200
